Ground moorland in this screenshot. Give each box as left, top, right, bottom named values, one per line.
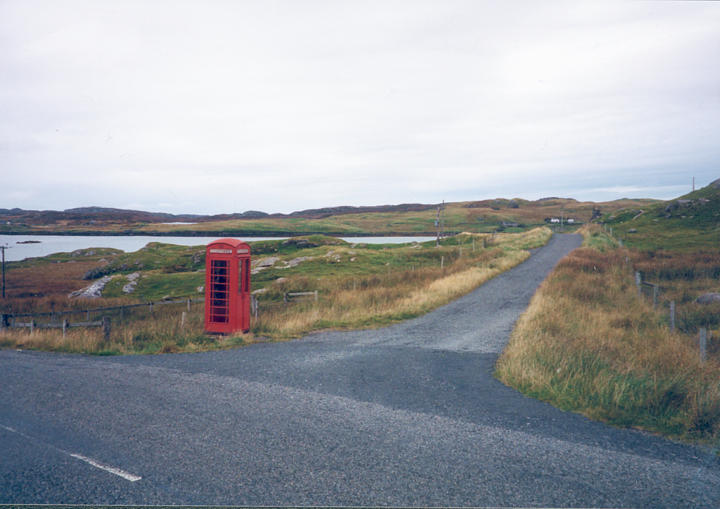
left=2, top=181, right=719, bottom=445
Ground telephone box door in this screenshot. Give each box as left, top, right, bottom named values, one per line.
left=205, top=239, right=251, bottom=334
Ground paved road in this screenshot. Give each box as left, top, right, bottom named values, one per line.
left=1, top=234, right=719, bottom=507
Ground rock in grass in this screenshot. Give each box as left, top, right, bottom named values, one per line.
left=697, top=293, right=720, bottom=304
left=69, top=276, right=112, bottom=298
left=122, top=272, right=140, bottom=294
left=251, top=256, right=279, bottom=274
left=282, top=238, right=317, bottom=249
left=283, top=256, right=313, bottom=268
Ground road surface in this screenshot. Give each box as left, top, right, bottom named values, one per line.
left=1, top=234, right=718, bottom=507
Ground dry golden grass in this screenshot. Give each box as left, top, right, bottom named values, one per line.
left=496, top=244, right=720, bottom=443
left=1, top=326, right=106, bottom=353
left=2, top=260, right=100, bottom=299
left=0, top=304, right=240, bottom=355
left=246, top=228, right=551, bottom=338
left=253, top=250, right=530, bottom=338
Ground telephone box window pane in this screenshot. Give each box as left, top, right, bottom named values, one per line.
left=238, top=259, right=243, bottom=294
left=210, top=260, right=229, bottom=323
left=242, top=259, right=250, bottom=293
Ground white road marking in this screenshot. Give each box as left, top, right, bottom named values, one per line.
left=69, top=453, right=142, bottom=482
left=1, top=422, right=142, bottom=482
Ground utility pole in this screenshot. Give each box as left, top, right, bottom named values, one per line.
left=435, top=200, right=446, bottom=247
left=1, top=245, right=8, bottom=299
left=441, top=200, right=445, bottom=239
left=435, top=205, right=441, bottom=247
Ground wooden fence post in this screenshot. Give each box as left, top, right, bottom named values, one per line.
left=653, top=285, right=658, bottom=309
left=441, top=256, right=444, bottom=269
left=180, top=311, right=186, bottom=329
left=700, top=328, right=707, bottom=363
left=670, top=301, right=675, bottom=332
left=102, top=316, right=111, bottom=341
left=635, top=271, right=641, bottom=296
left=62, top=319, right=68, bottom=338
left=187, top=298, right=191, bottom=312
left=30, top=320, right=35, bottom=334
left=314, top=290, right=318, bottom=302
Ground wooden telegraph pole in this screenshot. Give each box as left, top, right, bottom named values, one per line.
left=435, top=200, right=446, bottom=248
left=441, top=200, right=445, bottom=239
left=1, top=245, right=8, bottom=299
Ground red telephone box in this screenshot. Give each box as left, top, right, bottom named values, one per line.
left=204, top=238, right=251, bottom=334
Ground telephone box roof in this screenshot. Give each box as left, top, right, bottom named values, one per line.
left=207, top=238, right=250, bottom=249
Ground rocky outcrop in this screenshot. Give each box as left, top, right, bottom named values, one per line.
left=251, top=256, right=280, bottom=274
left=69, top=276, right=112, bottom=298
left=697, top=293, right=720, bottom=304
left=122, top=272, right=140, bottom=294
left=282, top=238, right=318, bottom=249
left=282, top=256, right=314, bottom=268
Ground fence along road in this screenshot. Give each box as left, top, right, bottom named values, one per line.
left=1, top=234, right=719, bottom=507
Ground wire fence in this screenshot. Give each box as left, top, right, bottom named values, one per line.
left=1, top=297, right=205, bottom=337
left=634, top=270, right=715, bottom=362
left=0, top=291, right=319, bottom=336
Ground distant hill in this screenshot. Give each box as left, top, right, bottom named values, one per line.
left=0, top=203, right=439, bottom=225
left=0, top=196, right=658, bottom=236
left=287, top=203, right=437, bottom=218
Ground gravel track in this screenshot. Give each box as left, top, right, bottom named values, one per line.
left=1, top=233, right=719, bottom=507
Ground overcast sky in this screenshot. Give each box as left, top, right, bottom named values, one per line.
left=1, top=1, right=718, bottom=214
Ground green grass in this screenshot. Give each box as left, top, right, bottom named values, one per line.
left=603, top=180, right=720, bottom=251
left=102, top=271, right=204, bottom=301
left=581, top=225, right=619, bottom=251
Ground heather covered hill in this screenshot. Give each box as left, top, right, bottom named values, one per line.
left=0, top=197, right=657, bottom=236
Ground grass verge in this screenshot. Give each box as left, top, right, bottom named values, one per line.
left=495, top=225, right=720, bottom=445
